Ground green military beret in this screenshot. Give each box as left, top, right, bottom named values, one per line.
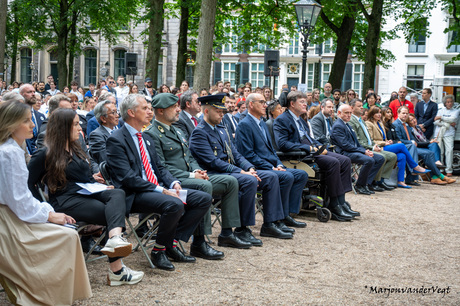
left=151, top=93, right=179, bottom=109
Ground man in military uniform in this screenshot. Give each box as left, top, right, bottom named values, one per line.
left=145, top=93, right=249, bottom=255
left=189, top=94, right=294, bottom=244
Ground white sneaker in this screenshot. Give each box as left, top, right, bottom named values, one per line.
left=101, top=235, right=132, bottom=258
left=107, top=266, right=144, bottom=286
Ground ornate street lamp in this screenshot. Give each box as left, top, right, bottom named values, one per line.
left=293, top=0, right=322, bottom=84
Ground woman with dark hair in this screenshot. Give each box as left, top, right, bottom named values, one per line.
left=28, top=108, right=144, bottom=286
left=407, top=113, right=443, bottom=166
left=366, top=106, right=429, bottom=188
left=158, top=84, right=171, bottom=93
left=346, top=89, right=356, bottom=104
left=363, top=92, right=381, bottom=109
left=199, top=88, right=209, bottom=97
left=0, top=101, right=92, bottom=305
left=179, top=80, right=190, bottom=93
left=263, top=87, right=272, bottom=102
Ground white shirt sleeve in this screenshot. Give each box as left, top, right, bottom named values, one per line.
left=0, top=141, right=54, bottom=223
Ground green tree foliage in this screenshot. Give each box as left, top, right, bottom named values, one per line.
left=443, top=0, right=460, bottom=63
left=8, top=0, right=140, bottom=89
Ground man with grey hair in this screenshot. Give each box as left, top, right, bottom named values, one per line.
left=89, top=100, right=120, bottom=164
left=1, top=91, right=24, bottom=103
left=86, top=92, right=117, bottom=136
left=310, top=98, right=335, bottom=144
left=106, top=94, right=211, bottom=271
left=173, top=90, right=201, bottom=140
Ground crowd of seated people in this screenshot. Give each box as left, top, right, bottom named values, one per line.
left=0, top=77, right=458, bottom=305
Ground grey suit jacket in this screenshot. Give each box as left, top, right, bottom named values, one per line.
left=310, top=112, right=333, bottom=145
left=89, top=125, right=111, bottom=164
left=173, top=110, right=197, bottom=140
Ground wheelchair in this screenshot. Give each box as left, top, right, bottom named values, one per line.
left=276, top=150, right=332, bottom=223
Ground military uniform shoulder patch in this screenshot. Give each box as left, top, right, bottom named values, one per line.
left=158, top=125, right=164, bottom=133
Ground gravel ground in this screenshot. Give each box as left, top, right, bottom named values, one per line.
left=1, top=178, right=459, bottom=305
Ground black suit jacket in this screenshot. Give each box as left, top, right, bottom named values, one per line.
left=414, top=100, right=438, bottom=139
left=89, top=125, right=111, bottom=164
left=106, top=125, right=177, bottom=212
left=26, top=109, right=46, bottom=154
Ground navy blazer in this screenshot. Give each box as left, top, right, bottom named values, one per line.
left=273, top=111, right=321, bottom=154
left=89, top=125, right=111, bottom=164
left=414, top=100, right=438, bottom=139
left=235, top=114, right=283, bottom=170
left=26, top=109, right=46, bottom=154
left=392, top=118, right=416, bottom=145
left=329, top=118, right=366, bottom=154
left=106, top=125, right=176, bottom=212
left=221, top=113, right=239, bottom=139
left=173, top=110, right=197, bottom=141
left=189, top=120, right=253, bottom=174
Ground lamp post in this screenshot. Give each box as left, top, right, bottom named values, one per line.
left=293, top=0, right=322, bottom=84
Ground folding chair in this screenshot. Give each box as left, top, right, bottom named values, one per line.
left=36, top=183, right=107, bottom=262
left=351, top=163, right=362, bottom=194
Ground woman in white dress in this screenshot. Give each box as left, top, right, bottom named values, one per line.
left=0, top=100, right=92, bottom=305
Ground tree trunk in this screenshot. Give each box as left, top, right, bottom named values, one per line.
left=56, top=0, right=69, bottom=90
left=67, top=8, right=78, bottom=85
left=175, top=2, right=189, bottom=88
left=146, top=0, right=164, bottom=88
left=10, top=4, right=19, bottom=82
left=193, top=0, right=217, bottom=91
left=362, top=0, right=384, bottom=98
left=328, top=15, right=356, bottom=90
left=0, top=0, right=7, bottom=83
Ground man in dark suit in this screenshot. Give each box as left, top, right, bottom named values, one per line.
left=89, top=100, right=119, bottom=164
left=173, top=90, right=201, bottom=140
left=274, top=91, right=358, bottom=221
left=393, top=106, right=453, bottom=185
left=414, top=88, right=438, bottom=139
left=20, top=84, right=45, bottom=154
left=221, top=94, right=239, bottom=140
left=330, top=105, right=385, bottom=195
left=236, top=93, right=309, bottom=227
left=189, top=94, right=293, bottom=243
left=146, top=93, right=241, bottom=257
left=106, top=94, right=212, bottom=271
left=310, top=98, right=334, bottom=145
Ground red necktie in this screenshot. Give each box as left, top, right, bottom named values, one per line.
left=136, top=133, right=159, bottom=185
left=191, top=117, right=198, bottom=127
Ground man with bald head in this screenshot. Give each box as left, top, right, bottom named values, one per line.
left=330, top=104, right=385, bottom=195
left=20, top=84, right=44, bottom=154
left=389, top=87, right=414, bottom=120
left=319, top=83, right=332, bottom=101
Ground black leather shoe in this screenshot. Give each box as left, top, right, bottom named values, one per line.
left=328, top=202, right=353, bottom=221
left=341, top=202, right=360, bottom=217
left=365, top=185, right=375, bottom=194
left=151, top=250, right=175, bottom=271
left=260, top=223, right=293, bottom=239
left=276, top=221, right=295, bottom=233
left=355, top=185, right=371, bottom=195
left=406, top=181, right=421, bottom=186
left=218, top=233, right=252, bottom=249
left=166, top=247, right=196, bottom=263
left=284, top=215, right=307, bottom=228
left=81, top=236, right=104, bottom=255
left=368, top=184, right=385, bottom=192
left=190, top=241, right=224, bottom=260
left=234, top=228, right=263, bottom=246
left=380, top=182, right=395, bottom=190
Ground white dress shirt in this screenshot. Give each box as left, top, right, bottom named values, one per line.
left=0, top=138, right=54, bottom=223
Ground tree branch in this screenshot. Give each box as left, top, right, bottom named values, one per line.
left=356, top=0, right=370, bottom=21
left=319, top=11, right=339, bottom=34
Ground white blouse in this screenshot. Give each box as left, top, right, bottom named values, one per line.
left=0, top=138, right=54, bottom=223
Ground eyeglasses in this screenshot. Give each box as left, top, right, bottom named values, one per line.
left=106, top=111, right=119, bottom=116
left=348, top=93, right=355, bottom=96
left=252, top=99, right=266, bottom=104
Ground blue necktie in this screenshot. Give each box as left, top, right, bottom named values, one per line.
left=31, top=111, right=37, bottom=137
left=298, top=119, right=315, bottom=145
left=346, top=123, right=360, bottom=147
left=259, top=121, right=267, bottom=142
left=326, top=118, right=331, bottom=134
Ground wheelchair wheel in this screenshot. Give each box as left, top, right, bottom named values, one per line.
left=316, top=207, right=331, bottom=223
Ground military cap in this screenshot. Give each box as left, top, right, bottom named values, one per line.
left=151, top=93, right=179, bottom=109
left=197, top=93, right=227, bottom=109
left=145, top=77, right=153, bottom=82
